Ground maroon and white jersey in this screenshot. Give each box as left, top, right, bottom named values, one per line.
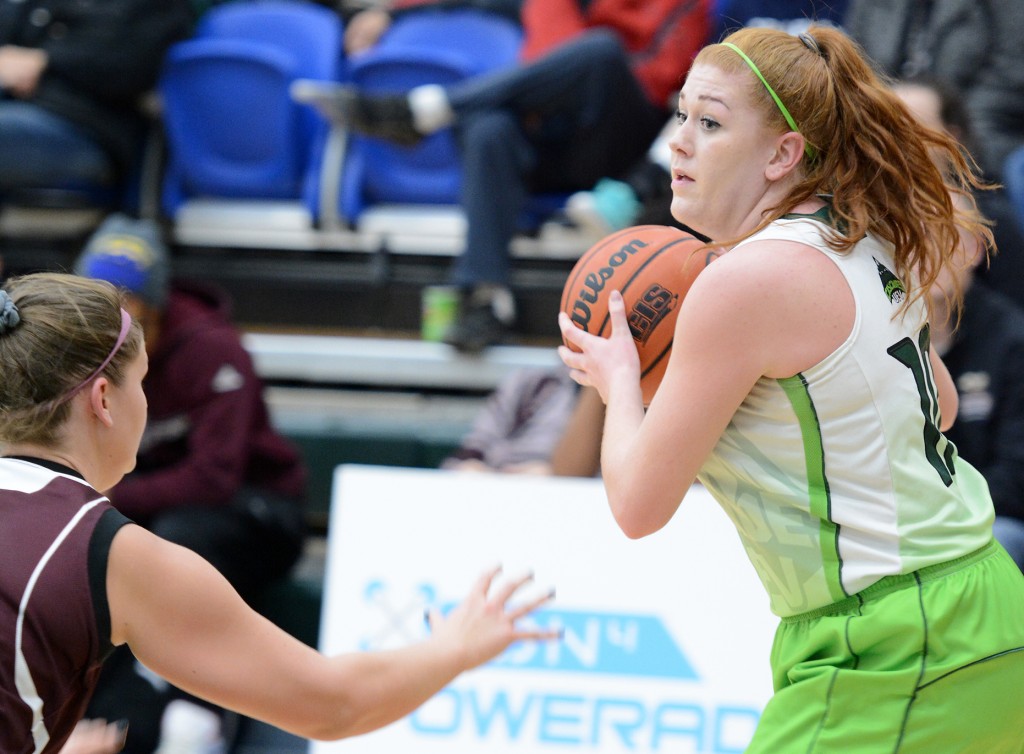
left=0, top=457, right=130, bottom=753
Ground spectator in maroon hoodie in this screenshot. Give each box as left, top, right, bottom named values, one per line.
left=73, top=212, right=307, bottom=752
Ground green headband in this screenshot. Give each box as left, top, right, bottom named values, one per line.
left=721, top=42, right=817, bottom=160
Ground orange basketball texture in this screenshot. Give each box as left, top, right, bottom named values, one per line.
left=560, top=225, right=714, bottom=405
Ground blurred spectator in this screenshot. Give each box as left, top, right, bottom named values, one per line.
left=189, top=0, right=249, bottom=19
left=302, top=0, right=713, bottom=352
left=1004, top=145, right=1024, bottom=264
left=562, top=116, right=681, bottom=238
left=73, top=213, right=308, bottom=753
left=892, top=79, right=1024, bottom=571
left=341, top=0, right=522, bottom=57
left=844, top=0, right=1024, bottom=183
left=549, top=384, right=604, bottom=479
left=714, top=0, right=847, bottom=38
left=0, top=0, right=192, bottom=206
left=928, top=218, right=1024, bottom=572
left=894, top=74, right=1024, bottom=311
left=441, top=367, right=578, bottom=475
left=565, top=0, right=847, bottom=238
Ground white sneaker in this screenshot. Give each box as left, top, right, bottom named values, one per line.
left=155, top=700, right=225, bottom=754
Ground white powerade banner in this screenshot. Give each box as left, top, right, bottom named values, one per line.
left=311, top=465, right=776, bottom=754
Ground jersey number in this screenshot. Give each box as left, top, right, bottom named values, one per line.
left=887, top=325, right=955, bottom=486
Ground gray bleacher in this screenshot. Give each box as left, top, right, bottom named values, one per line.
left=169, top=193, right=592, bottom=338
left=248, top=332, right=563, bottom=528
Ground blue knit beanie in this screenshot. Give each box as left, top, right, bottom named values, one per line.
left=74, top=213, right=170, bottom=310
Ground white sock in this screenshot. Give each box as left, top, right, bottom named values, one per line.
left=408, top=84, right=454, bottom=134
left=473, top=285, right=516, bottom=324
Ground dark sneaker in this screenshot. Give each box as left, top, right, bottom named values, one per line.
left=290, top=80, right=424, bottom=147
left=442, top=301, right=510, bottom=353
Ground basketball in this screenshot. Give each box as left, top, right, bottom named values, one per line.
left=560, top=225, right=715, bottom=405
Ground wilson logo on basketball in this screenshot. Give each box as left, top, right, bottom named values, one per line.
left=567, top=239, right=649, bottom=330
left=628, top=284, right=678, bottom=344
left=560, top=225, right=710, bottom=405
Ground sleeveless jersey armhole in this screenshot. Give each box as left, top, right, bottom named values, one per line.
left=87, top=508, right=133, bottom=660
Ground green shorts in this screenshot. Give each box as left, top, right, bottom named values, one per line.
left=748, top=540, right=1024, bottom=754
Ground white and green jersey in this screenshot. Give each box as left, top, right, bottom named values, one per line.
left=697, top=211, right=995, bottom=617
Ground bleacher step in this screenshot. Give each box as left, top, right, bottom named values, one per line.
left=246, top=332, right=561, bottom=391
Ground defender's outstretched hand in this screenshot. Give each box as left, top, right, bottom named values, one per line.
left=428, top=566, right=559, bottom=672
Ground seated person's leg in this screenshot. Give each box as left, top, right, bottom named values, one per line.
left=0, top=100, right=115, bottom=192
left=149, top=494, right=304, bottom=605
left=444, top=109, right=533, bottom=352
left=296, top=28, right=642, bottom=146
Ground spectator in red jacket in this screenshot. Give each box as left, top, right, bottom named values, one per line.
left=73, top=213, right=308, bottom=753
left=300, top=0, right=713, bottom=351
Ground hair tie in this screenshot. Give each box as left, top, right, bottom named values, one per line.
left=799, top=33, right=823, bottom=57
left=721, top=42, right=817, bottom=161
left=0, top=290, right=21, bottom=334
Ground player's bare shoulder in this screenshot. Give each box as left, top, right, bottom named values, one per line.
left=682, top=238, right=854, bottom=377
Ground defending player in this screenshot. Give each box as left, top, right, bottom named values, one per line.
left=0, top=273, right=556, bottom=752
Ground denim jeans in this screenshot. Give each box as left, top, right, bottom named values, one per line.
left=445, top=30, right=667, bottom=288
left=0, top=97, right=115, bottom=193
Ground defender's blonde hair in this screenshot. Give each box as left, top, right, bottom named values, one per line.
left=0, top=273, right=143, bottom=446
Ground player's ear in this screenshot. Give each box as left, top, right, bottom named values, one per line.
left=765, top=132, right=806, bottom=181
left=88, top=378, right=115, bottom=428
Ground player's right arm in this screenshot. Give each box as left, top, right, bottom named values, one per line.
left=106, top=524, right=555, bottom=740
left=560, top=239, right=854, bottom=539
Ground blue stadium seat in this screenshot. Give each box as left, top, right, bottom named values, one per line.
left=158, top=0, right=343, bottom=218
left=338, top=9, right=522, bottom=223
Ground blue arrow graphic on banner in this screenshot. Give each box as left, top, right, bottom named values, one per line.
left=444, top=605, right=699, bottom=681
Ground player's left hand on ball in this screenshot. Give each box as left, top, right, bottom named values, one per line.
left=558, top=290, right=640, bottom=401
